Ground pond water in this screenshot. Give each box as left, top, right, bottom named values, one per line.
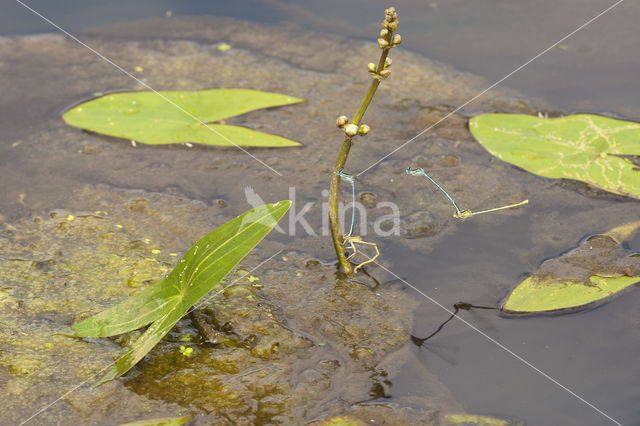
left=1, top=2, right=639, bottom=425
left=4, top=0, right=640, bottom=120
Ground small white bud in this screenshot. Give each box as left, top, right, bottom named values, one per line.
left=367, top=62, right=376, bottom=73
left=344, top=124, right=359, bottom=137
left=392, top=34, right=402, bottom=46
left=380, top=29, right=389, bottom=38
left=336, top=115, right=348, bottom=128
left=384, top=58, right=392, bottom=68
left=379, top=69, right=391, bottom=78
left=378, top=38, right=389, bottom=49
left=359, top=125, right=370, bottom=136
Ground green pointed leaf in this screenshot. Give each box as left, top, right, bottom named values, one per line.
left=72, top=201, right=290, bottom=383
left=503, top=221, right=640, bottom=313
left=62, top=89, right=303, bottom=147
left=443, top=413, right=511, bottom=426
left=470, top=113, right=640, bottom=199
left=119, top=416, right=190, bottom=426
left=606, top=221, right=640, bottom=243
left=310, top=417, right=365, bottom=426
left=97, top=304, right=182, bottom=385
left=503, top=275, right=640, bottom=313
left=72, top=276, right=177, bottom=337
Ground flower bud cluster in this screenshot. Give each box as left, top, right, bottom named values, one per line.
left=336, top=116, right=370, bottom=138
left=382, top=7, right=399, bottom=31
left=379, top=8, right=401, bottom=49
left=373, top=7, right=400, bottom=80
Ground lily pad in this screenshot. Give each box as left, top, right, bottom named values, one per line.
left=72, top=201, right=290, bottom=383
left=502, top=222, right=640, bottom=313
left=62, top=89, right=303, bottom=147
left=469, top=113, right=640, bottom=199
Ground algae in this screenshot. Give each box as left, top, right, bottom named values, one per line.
left=0, top=186, right=462, bottom=423
left=125, top=251, right=454, bottom=423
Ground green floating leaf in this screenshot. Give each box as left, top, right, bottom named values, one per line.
left=72, top=201, right=290, bottom=383
left=503, top=275, right=640, bottom=313
left=62, top=89, right=304, bottom=147
left=470, top=113, right=640, bottom=199
left=119, top=416, right=190, bottom=426
left=443, top=413, right=511, bottom=426
left=503, top=222, right=640, bottom=313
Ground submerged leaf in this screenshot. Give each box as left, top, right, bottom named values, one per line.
left=119, top=417, right=190, bottom=426
left=443, top=413, right=511, bottom=426
left=469, top=113, right=640, bottom=199
left=310, top=417, right=365, bottom=426
left=62, top=89, right=303, bottom=147
left=503, top=222, right=640, bottom=313
left=72, top=201, right=290, bottom=383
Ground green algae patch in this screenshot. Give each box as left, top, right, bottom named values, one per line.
left=125, top=278, right=318, bottom=421
left=62, top=89, right=304, bottom=147
left=0, top=211, right=176, bottom=317
left=0, top=187, right=243, bottom=423
left=503, top=222, right=640, bottom=313
left=72, top=201, right=290, bottom=384
left=470, top=113, right=640, bottom=199
left=124, top=252, right=461, bottom=423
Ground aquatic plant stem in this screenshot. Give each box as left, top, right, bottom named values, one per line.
left=329, top=139, right=355, bottom=275
left=329, top=8, right=400, bottom=275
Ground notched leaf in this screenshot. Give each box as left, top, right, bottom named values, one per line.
left=62, top=89, right=304, bottom=147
